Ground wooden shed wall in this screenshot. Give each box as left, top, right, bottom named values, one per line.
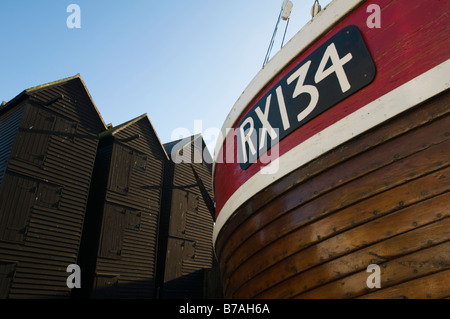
left=85, top=117, right=166, bottom=299
left=0, top=103, right=25, bottom=188
left=0, top=80, right=216, bottom=299
left=158, top=138, right=214, bottom=299
left=0, top=79, right=104, bottom=298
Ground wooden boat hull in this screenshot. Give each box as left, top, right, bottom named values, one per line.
left=215, top=90, right=450, bottom=298
left=213, top=0, right=450, bottom=299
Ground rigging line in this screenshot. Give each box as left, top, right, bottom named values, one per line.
left=263, top=1, right=289, bottom=68
left=281, top=17, right=290, bottom=48
left=263, top=9, right=282, bottom=68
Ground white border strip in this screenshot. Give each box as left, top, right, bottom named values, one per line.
left=213, top=0, right=364, bottom=167
left=213, top=59, right=450, bottom=245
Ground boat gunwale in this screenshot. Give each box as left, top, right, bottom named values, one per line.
left=213, top=60, right=450, bottom=246
left=212, top=0, right=366, bottom=169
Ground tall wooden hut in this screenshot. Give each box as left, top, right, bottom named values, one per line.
left=156, top=135, right=215, bottom=299
left=77, top=114, right=168, bottom=299
left=0, top=75, right=106, bottom=298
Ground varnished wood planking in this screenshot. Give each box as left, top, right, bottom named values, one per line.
left=254, top=218, right=450, bottom=298
left=227, top=191, right=450, bottom=297
left=236, top=169, right=450, bottom=298
left=294, top=240, right=450, bottom=299
left=358, top=269, right=450, bottom=299
left=215, top=91, right=450, bottom=259
left=216, top=90, right=450, bottom=298
left=221, top=135, right=450, bottom=291
left=213, top=0, right=450, bottom=217
left=219, top=112, right=450, bottom=272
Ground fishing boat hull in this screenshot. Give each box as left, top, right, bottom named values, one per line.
left=213, top=0, right=450, bottom=299
left=216, top=89, right=450, bottom=298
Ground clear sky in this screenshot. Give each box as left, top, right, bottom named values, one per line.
left=0, top=0, right=332, bottom=155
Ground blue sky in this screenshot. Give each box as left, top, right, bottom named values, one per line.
left=0, top=0, right=331, bottom=154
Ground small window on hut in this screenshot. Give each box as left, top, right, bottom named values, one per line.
left=99, top=204, right=125, bottom=259
left=35, top=183, right=63, bottom=209
left=13, top=107, right=55, bottom=167
left=134, top=152, right=147, bottom=171
left=53, top=116, right=78, bottom=143
left=0, top=175, right=37, bottom=242
left=169, top=189, right=188, bottom=238
left=187, top=193, right=199, bottom=213
left=109, top=144, right=133, bottom=194
left=125, top=210, right=142, bottom=232
left=164, top=238, right=196, bottom=283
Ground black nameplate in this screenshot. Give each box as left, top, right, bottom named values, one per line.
left=237, top=25, right=376, bottom=170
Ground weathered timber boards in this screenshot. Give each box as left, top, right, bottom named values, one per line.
left=254, top=218, right=450, bottom=298
left=216, top=90, right=450, bottom=298
left=358, top=269, right=450, bottom=299
left=292, top=241, right=450, bottom=299
left=222, top=129, right=450, bottom=280
left=87, top=116, right=165, bottom=299
left=215, top=90, right=450, bottom=259
left=220, top=114, right=450, bottom=281
left=0, top=77, right=105, bottom=298
left=229, top=191, right=450, bottom=298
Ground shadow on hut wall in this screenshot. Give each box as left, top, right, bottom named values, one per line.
left=157, top=268, right=223, bottom=299
left=72, top=119, right=222, bottom=300
left=72, top=267, right=222, bottom=299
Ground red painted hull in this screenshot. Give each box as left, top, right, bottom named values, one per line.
left=214, top=0, right=449, bottom=217
left=213, top=0, right=450, bottom=299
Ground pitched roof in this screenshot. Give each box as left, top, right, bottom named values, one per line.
left=99, top=113, right=148, bottom=138
left=0, top=74, right=107, bottom=130
left=100, top=113, right=169, bottom=160
left=164, top=134, right=213, bottom=165
left=163, top=134, right=202, bottom=156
